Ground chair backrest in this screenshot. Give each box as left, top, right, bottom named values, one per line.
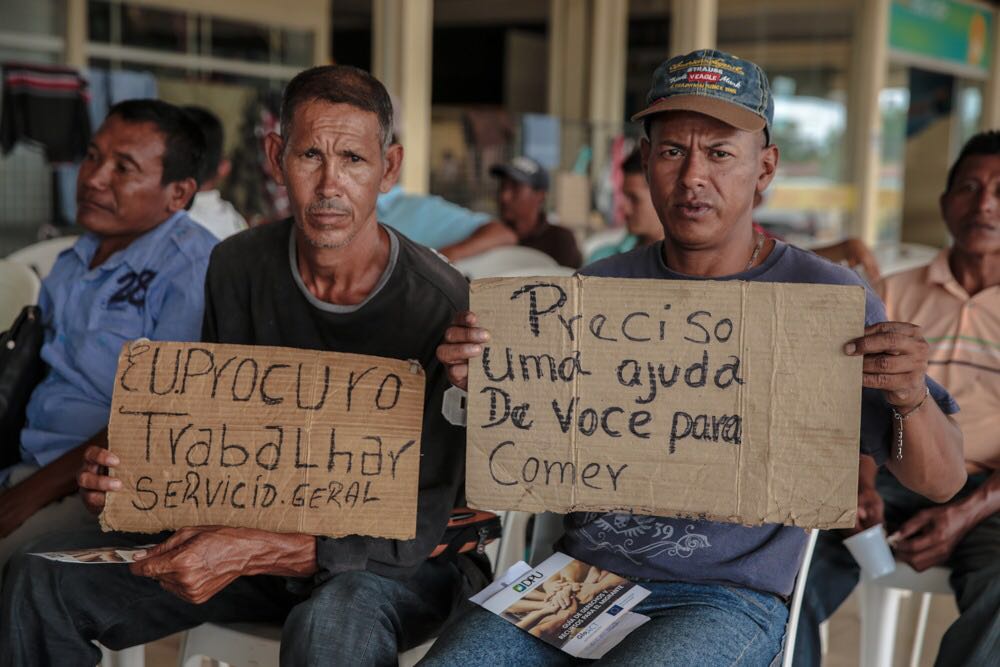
left=781, top=528, right=820, bottom=667
left=867, top=562, right=951, bottom=594
left=0, top=259, right=41, bottom=327
left=7, top=236, right=78, bottom=279
left=492, top=510, right=533, bottom=577
left=582, top=228, right=628, bottom=259
left=453, top=246, right=560, bottom=279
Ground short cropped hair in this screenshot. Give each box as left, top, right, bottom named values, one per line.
left=106, top=99, right=205, bottom=186
left=946, top=130, right=1000, bottom=192
left=622, top=146, right=643, bottom=175
left=279, top=65, right=394, bottom=152
left=183, top=105, right=224, bottom=185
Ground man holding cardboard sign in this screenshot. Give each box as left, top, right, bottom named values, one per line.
left=2, top=66, right=485, bottom=667
left=424, top=50, right=965, bottom=666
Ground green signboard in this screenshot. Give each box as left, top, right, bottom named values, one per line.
left=890, top=0, right=993, bottom=73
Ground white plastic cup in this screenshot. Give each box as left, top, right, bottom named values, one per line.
left=844, top=524, right=896, bottom=579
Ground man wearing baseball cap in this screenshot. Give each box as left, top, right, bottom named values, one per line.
left=427, top=50, right=964, bottom=665
left=490, top=156, right=583, bottom=268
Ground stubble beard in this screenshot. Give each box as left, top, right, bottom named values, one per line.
left=295, top=214, right=365, bottom=250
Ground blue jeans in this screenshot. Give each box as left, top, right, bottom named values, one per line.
left=793, top=471, right=1000, bottom=667
left=0, top=525, right=486, bottom=667
left=419, top=580, right=788, bottom=666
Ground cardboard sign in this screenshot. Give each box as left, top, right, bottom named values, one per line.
left=467, top=276, right=866, bottom=529
left=102, top=341, right=425, bottom=539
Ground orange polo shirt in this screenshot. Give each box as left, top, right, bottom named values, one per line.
left=877, top=249, right=1000, bottom=474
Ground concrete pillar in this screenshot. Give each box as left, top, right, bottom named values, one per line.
left=372, top=0, right=433, bottom=194
left=547, top=0, right=590, bottom=121
left=588, top=0, right=629, bottom=181
left=670, top=0, right=716, bottom=56
left=983, top=10, right=1000, bottom=130
left=372, top=0, right=403, bottom=100
left=845, top=0, right=890, bottom=246
left=314, top=0, right=331, bottom=66
left=65, top=0, right=86, bottom=69
left=588, top=0, right=628, bottom=127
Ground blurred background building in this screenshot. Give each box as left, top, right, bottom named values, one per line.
left=1, top=0, right=998, bottom=257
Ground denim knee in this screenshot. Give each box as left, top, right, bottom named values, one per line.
left=281, top=571, right=396, bottom=665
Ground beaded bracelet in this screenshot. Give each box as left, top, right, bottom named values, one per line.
left=891, top=387, right=930, bottom=461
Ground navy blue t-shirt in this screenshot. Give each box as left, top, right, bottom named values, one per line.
left=559, top=240, right=957, bottom=598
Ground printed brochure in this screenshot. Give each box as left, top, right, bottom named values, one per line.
left=471, top=552, right=650, bottom=659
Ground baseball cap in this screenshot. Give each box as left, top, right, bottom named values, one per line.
left=632, top=49, right=774, bottom=143
left=490, top=156, right=549, bottom=191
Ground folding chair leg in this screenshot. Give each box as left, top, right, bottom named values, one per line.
left=859, top=582, right=904, bottom=667
left=908, top=592, right=932, bottom=667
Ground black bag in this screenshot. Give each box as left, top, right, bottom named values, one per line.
left=431, top=508, right=503, bottom=558
left=0, top=305, right=46, bottom=468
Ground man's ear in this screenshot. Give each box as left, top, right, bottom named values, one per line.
left=640, top=137, right=651, bottom=184
left=756, top=143, right=779, bottom=196
left=380, top=143, right=403, bottom=193
left=165, top=177, right=198, bottom=213
left=216, top=158, right=232, bottom=182
left=264, top=131, right=287, bottom=187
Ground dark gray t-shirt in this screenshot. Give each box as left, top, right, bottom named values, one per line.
left=559, top=240, right=957, bottom=597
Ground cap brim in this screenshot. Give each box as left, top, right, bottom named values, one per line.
left=631, top=95, right=766, bottom=133
left=490, top=164, right=530, bottom=185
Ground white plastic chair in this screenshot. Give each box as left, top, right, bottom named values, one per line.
left=177, top=622, right=279, bottom=667
left=857, top=563, right=952, bottom=667
left=453, top=246, right=560, bottom=279
left=6, top=235, right=77, bottom=278
left=176, top=510, right=533, bottom=667
left=99, top=644, right=145, bottom=667
left=582, top=228, right=628, bottom=260
left=780, top=528, right=820, bottom=667
left=0, top=260, right=41, bottom=326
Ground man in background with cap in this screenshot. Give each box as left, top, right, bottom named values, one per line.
left=425, top=50, right=964, bottom=665
left=491, top=156, right=583, bottom=268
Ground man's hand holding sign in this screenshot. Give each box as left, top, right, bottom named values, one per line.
left=440, top=280, right=964, bottom=526
left=78, top=341, right=425, bottom=602
left=845, top=322, right=964, bottom=502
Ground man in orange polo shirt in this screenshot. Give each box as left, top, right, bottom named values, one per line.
left=794, top=131, right=1000, bottom=667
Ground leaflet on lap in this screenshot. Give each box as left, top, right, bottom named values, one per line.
left=30, top=546, right=156, bottom=564
left=101, top=341, right=425, bottom=539
left=467, top=276, right=866, bottom=528
left=474, top=552, right=651, bottom=660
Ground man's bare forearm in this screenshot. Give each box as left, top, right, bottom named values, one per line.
left=19, top=430, right=107, bottom=506
left=886, top=407, right=965, bottom=502
left=858, top=454, right=877, bottom=490
left=952, top=469, right=1000, bottom=525
left=440, top=221, right=516, bottom=261
left=241, top=529, right=318, bottom=577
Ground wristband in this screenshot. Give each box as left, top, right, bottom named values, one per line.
left=890, top=386, right=930, bottom=461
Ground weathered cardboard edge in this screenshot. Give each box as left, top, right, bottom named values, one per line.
left=100, top=340, right=426, bottom=540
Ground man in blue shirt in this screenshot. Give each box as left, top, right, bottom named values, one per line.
left=0, top=99, right=217, bottom=574
left=429, top=50, right=966, bottom=666
left=377, top=185, right=517, bottom=261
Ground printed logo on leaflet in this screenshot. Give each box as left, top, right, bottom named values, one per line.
left=511, top=571, right=544, bottom=593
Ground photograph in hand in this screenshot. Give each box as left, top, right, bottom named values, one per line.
left=30, top=545, right=155, bottom=564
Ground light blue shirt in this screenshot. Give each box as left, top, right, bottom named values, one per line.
left=8, top=211, right=217, bottom=479
left=377, top=185, right=491, bottom=248
left=586, top=233, right=640, bottom=264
